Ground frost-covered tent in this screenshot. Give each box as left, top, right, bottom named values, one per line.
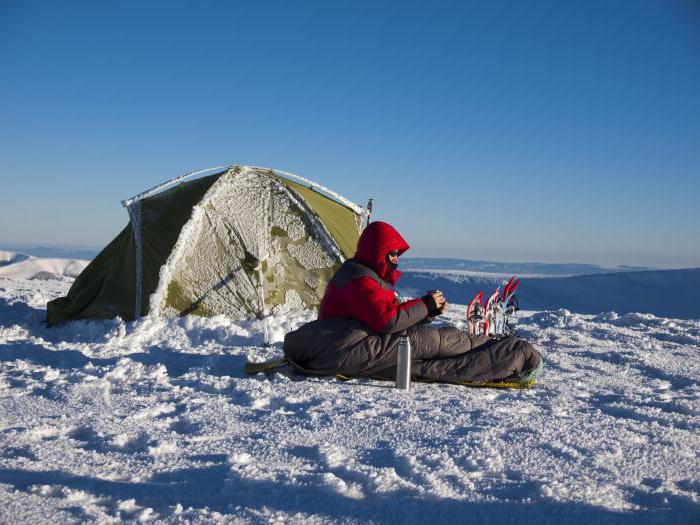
left=47, top=165, right=370, bottom=326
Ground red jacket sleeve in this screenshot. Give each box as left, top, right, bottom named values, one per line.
left=344, top=276, right=428, bottom=334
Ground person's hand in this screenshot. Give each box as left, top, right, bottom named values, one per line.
left=429, top=290, right=445, bottom=308
left=422, top=290, right=446, bottom=315
left=424, top=290, right=447, bottom=315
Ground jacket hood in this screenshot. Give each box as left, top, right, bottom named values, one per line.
left=354, top=221, right=409, bottom=284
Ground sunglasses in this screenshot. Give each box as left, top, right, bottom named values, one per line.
left=387, top=250, right=399, bottom=258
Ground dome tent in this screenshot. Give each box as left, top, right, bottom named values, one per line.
left=47, top=165, right=370, bottom=326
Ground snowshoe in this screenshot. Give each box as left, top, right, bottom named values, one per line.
left=467, top=291, right=485, bottom=335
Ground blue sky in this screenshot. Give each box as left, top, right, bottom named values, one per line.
left=1, top=0, right=699, bottom=268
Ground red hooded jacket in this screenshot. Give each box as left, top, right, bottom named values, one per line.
left=318, top=222, right=428, bottom=333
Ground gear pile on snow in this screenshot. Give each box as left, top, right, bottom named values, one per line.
left=467, top=276, right=520, bottom=336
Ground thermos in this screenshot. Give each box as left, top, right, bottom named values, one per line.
left=396, top=334, right=412, bottom=390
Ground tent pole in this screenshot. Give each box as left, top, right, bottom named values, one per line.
left=121, top=165, right=229, bottom=208
left=125, top=201, right=143, bottom=319
left=257, top=264, right=270, bottom=346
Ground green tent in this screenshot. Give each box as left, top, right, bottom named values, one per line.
left=47, top=165, right=370, bottom=326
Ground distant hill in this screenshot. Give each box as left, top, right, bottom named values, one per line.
left=0, top=245, right=98, bottom=261
left=0, top=251, right=32, bottom=267
left=0, top=251, right=89, bottom=280
left=398, top=268, right=700, bottom=319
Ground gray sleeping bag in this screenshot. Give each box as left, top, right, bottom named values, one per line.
left=283, top=317, right=542, bottom=384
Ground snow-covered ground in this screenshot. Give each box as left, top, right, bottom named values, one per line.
left=0, top=256, right=698, bottom=523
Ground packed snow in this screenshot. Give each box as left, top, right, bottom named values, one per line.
left=0, top=255, right=698, bottom=523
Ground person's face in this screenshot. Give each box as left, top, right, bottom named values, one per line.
left=387, top=250, right=399, bottom=265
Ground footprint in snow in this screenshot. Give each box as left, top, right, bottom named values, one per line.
left=361, top=444, right=428, bottom=489
left=287, top=444, right=370, bottom=497
left=451, top=425, right=487, bottom=437
left=169, top=417, right=203, bottom=435
left=2, top=446, right=36, bottom=460
left=68, top=426, right=108, bottom=452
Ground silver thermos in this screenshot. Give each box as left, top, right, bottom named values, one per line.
left=396, top=334, right=412, bottom=390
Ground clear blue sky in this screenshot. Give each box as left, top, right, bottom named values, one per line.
left=1, top=0, right=699, bottom=268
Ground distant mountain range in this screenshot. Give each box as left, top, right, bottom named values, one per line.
left=1, top=248, right=697, bottom=318
left=0, top=249, right=662, bottom=276
left=396, top=257, right=700, bottom=318
left=400, top=257, right=651, bottom=276
left=398, top=267, right=700, bottom=319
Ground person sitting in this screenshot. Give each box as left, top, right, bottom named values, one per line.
left=283, top=221, right=542, bottom=384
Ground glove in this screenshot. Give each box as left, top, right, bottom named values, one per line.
left=422, top=293, right=443, bottom=316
